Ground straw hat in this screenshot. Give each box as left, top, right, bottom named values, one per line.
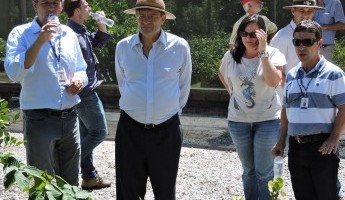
left=124, top=0, right=176, bottom=20
left=283, top=0, right=324, bottom=10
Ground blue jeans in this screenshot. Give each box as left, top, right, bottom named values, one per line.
left=228, top=119, right=280, bottom=200
left=23, top=109, right=80, bottom=185
left=77, top=92, right=108, bottom=179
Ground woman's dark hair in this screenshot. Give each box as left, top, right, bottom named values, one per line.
left=231, top=14, right=266, bottom=64
left=63, top=0, right=82, bottom=17
left=293, top=20, right=322, bottom=41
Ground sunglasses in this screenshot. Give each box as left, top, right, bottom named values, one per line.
left=239, top=31, right=257, bottom=38
left=292, top=38, right=317, bottom=47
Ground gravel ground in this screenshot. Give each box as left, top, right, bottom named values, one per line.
left=1, top=133, right=345, bottom=200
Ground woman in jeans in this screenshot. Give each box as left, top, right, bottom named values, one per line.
left=218, top=14, right=286, bottom=200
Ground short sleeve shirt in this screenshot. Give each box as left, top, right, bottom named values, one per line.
left=219, top=46, right=286, bottom=122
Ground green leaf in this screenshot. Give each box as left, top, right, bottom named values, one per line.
left=23, top=166, right=45, bottom=179
left=29, top=190, right=45, bottom=200
left=61, top=193, right=75, bottom=200
left=75, top=189, right=92, bottom=199
left=45, top=184, right=62, bottom=199
left=14, top=171, right=31, bottom=192
left=4, top=169, right=16, bottom=190
left=55, top=175, right=68, bottom=187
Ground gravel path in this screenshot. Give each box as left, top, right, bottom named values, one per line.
left=1, top=133, right=345, bottom=199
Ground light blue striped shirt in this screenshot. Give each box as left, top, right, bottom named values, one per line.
left=115, top=30, right=192, bottom=124
left=5, top=18, right=88, bottom=110
left=313, top=0, right=345, bottom=45
left=283, top=57, right=345, bottom=136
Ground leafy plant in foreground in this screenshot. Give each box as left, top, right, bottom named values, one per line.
left=0, top=99, right=93, bottom=200
left=268, top=177, right=286, bottom=200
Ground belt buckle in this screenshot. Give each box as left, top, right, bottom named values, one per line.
left=61, top=111, right=69, bottom=118
left=295, top=136, right=303, bottom=143
left=144, top=124, right=155, bottom=129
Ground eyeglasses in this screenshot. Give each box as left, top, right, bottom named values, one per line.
left=292, top=38, right=317, bottom=47
left=239, top=31, right=257, bottom=38
left=38, top=1, right=61, bottom=8
left=136, top=14, right=161, bottom=21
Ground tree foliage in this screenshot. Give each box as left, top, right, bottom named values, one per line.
left=1, top=0, right=345, bottom=87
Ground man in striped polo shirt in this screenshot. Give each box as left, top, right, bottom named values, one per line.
left=272, top=20, right=345, bottom=200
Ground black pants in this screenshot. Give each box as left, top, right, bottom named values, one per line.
left=115, top=111, right=182, bottom=200
left=288, top=137, right=339, bottom=200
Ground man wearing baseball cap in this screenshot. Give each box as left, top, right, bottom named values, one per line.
left=228, top=0, right=278, bottom=49
left=115, top=0, right=192, bottom=199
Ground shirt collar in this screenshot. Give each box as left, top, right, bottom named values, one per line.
left=297, top=56, right=326, bottom=77
left=290, top=20, right=297, bottom=30
left=29, top=17, right=43, bottom=34
left=66, top=19, right=86, bottom=33
left=131, top=29, right=167, bottom=48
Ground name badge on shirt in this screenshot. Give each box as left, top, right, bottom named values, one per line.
left=57, top=70, right=69, bottom=85
left=300, top=97, right=309, bottom=109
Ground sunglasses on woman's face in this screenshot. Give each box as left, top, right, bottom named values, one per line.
left=239, top=31, right=257, bottom=38
left=292, top=38, right=317, bottom=47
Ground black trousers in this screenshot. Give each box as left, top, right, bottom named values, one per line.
left=115, top=111, right=182, bottom=200
left=288, top=137, right=339, bottom=200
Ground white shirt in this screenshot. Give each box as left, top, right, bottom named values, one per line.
left=219, top=46, right=286, bottom=122
left=270, top=20, right=299, bottom=75
left=5, top=18, right=88, bottom=110
left=115, top=30, right=192, bottom=124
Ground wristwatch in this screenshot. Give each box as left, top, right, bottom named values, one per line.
left=258, top=51, right=269, bottom=58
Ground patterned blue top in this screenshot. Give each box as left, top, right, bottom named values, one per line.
left=313, top=0, right=345, bottom=45
left=284, top=57, right=345, bottom=136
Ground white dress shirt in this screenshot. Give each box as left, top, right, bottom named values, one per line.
left=270, top=20, right=300, bottom=75
left=115, top=30, right=192, bottom=124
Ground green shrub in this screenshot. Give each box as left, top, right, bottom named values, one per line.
left=0, top=38, right=5, bottom=62
left=188, top=32, right=229, bottom=88
left=334, top=36, right=345, bottom=71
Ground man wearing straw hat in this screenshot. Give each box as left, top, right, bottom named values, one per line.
left=271, top=0, right=323, bottom=88
left=115, top=0, right=192, bottom=199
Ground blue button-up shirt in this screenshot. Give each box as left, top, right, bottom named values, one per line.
left=66, top=19, right=111, bottom=98
left=115, top=30, right=192, bottom=124
left=313, top=0, right=345, bottom=45
left=4, top=18, right=88, bottom=110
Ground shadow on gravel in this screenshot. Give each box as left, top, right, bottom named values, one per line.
left=182, top=132, right=236, bottom=152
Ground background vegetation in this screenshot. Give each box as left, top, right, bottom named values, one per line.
left=1, top=0, right=345, bottom=88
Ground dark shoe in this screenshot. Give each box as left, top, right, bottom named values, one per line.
left=81, top=175, right=112, bottom=190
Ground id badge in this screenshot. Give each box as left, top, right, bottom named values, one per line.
left=57, top=70, right=68, bottom=85
left=300, top=97, right=309, bottom=109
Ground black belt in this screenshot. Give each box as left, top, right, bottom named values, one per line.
left=321, top=44, right=333, bottom=48
left=121, top=110, right=179, bottom=129
left=34, top=107, right=77, bottom=118
left=291, top=133, right=329, bottom=144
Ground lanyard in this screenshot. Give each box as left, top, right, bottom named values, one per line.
left=49, top=37, right=61, bottom=69
left=296, top=70, right=315, bottom=97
